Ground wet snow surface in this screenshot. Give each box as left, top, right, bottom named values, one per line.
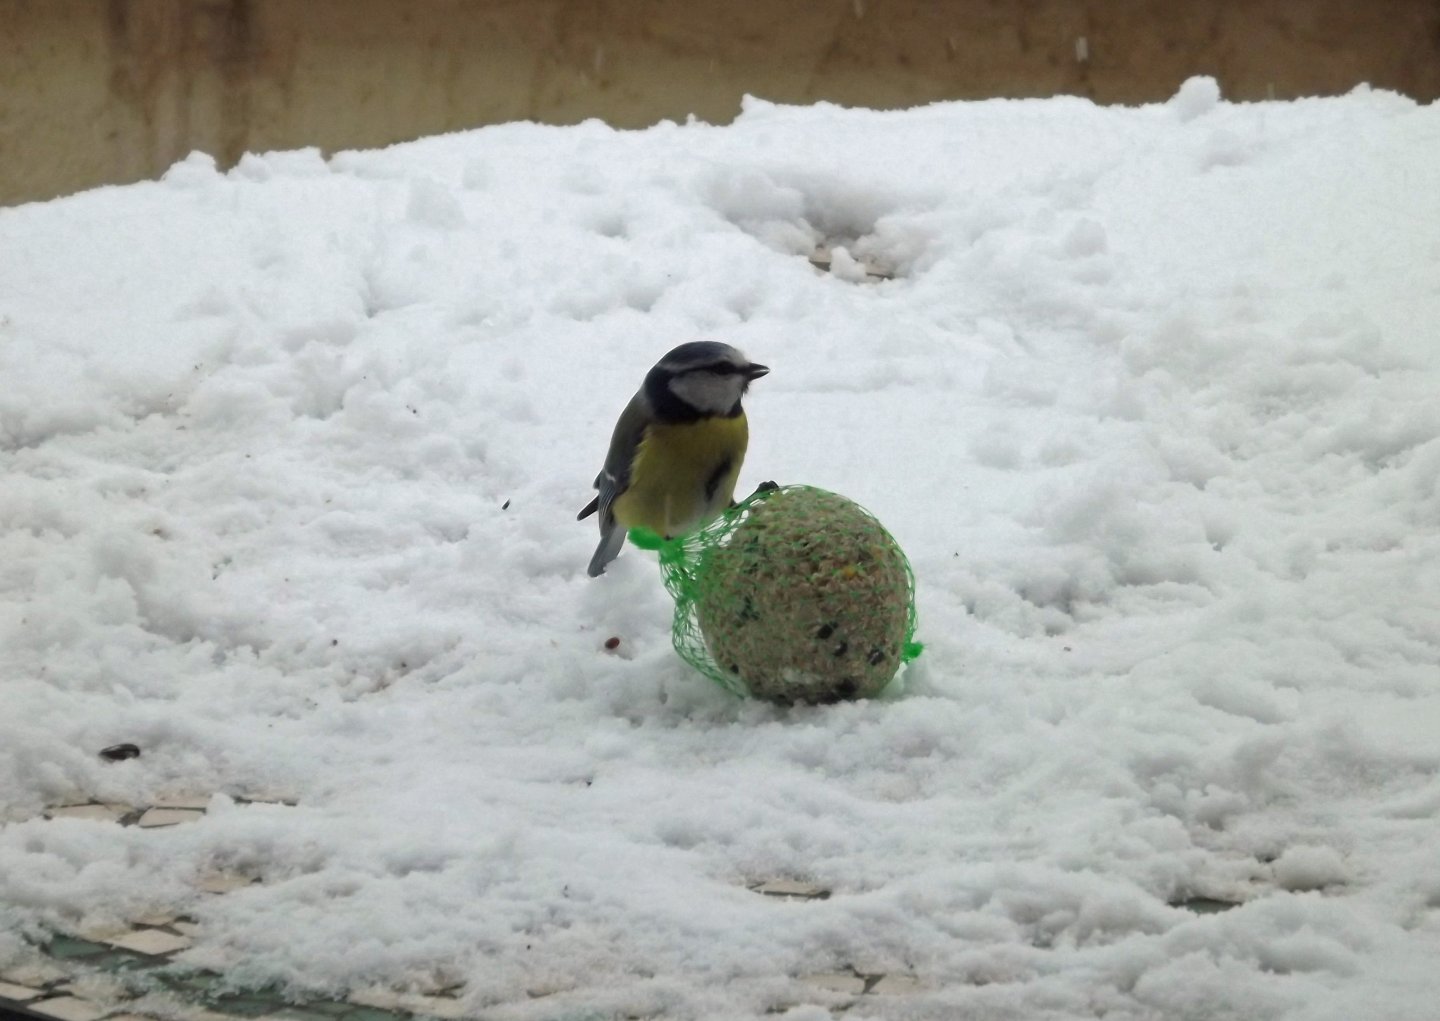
left=2, top=79, right=1439, bottom=1019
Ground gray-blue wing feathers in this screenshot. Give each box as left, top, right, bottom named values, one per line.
left=582, top=392, right=649, bottom=576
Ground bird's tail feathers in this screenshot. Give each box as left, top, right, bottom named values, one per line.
left=587, top=523, right=627, bottom=577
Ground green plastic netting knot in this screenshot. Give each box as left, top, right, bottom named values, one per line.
left=631, top=484, right=922, bottom=704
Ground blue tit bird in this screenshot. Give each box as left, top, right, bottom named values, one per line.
left=577, top=341, right=769, bottom=576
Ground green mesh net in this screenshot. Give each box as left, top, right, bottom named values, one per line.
left=630, top=485, right=922, bottom=704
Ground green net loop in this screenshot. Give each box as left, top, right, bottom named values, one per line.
left=632, top=485, right=922, bottom=704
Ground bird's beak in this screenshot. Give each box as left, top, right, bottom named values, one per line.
left=745, top=363, right=770, bottom=380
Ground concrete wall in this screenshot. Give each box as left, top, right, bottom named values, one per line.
left=3, top=0, right=1438, bottom=207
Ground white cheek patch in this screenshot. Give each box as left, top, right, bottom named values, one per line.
left=669, top=372, right=744, bottom=415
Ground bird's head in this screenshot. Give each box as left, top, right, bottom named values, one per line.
left=646, top=341, right=769, bottom=419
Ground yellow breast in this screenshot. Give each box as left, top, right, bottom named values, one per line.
left=612, top=415, right=749, bottom=538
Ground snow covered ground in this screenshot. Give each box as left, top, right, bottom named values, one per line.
left=2, top=77, right=1438, bottom=1020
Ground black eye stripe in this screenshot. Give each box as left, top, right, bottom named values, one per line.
left=671, top=363, right=739, bottom=376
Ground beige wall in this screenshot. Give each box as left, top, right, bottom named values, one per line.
left=3, top=0, right=1438, bottom=207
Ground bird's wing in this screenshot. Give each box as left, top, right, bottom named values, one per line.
left=580, top=391, right=649, bottom=523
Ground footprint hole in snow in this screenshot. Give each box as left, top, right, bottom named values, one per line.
left=588, top=211, right=629, bottom=239
left=701, top=165, right=930, bottom=282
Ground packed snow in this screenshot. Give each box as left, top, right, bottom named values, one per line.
left=2, top=78, right=1438, bottom=1020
